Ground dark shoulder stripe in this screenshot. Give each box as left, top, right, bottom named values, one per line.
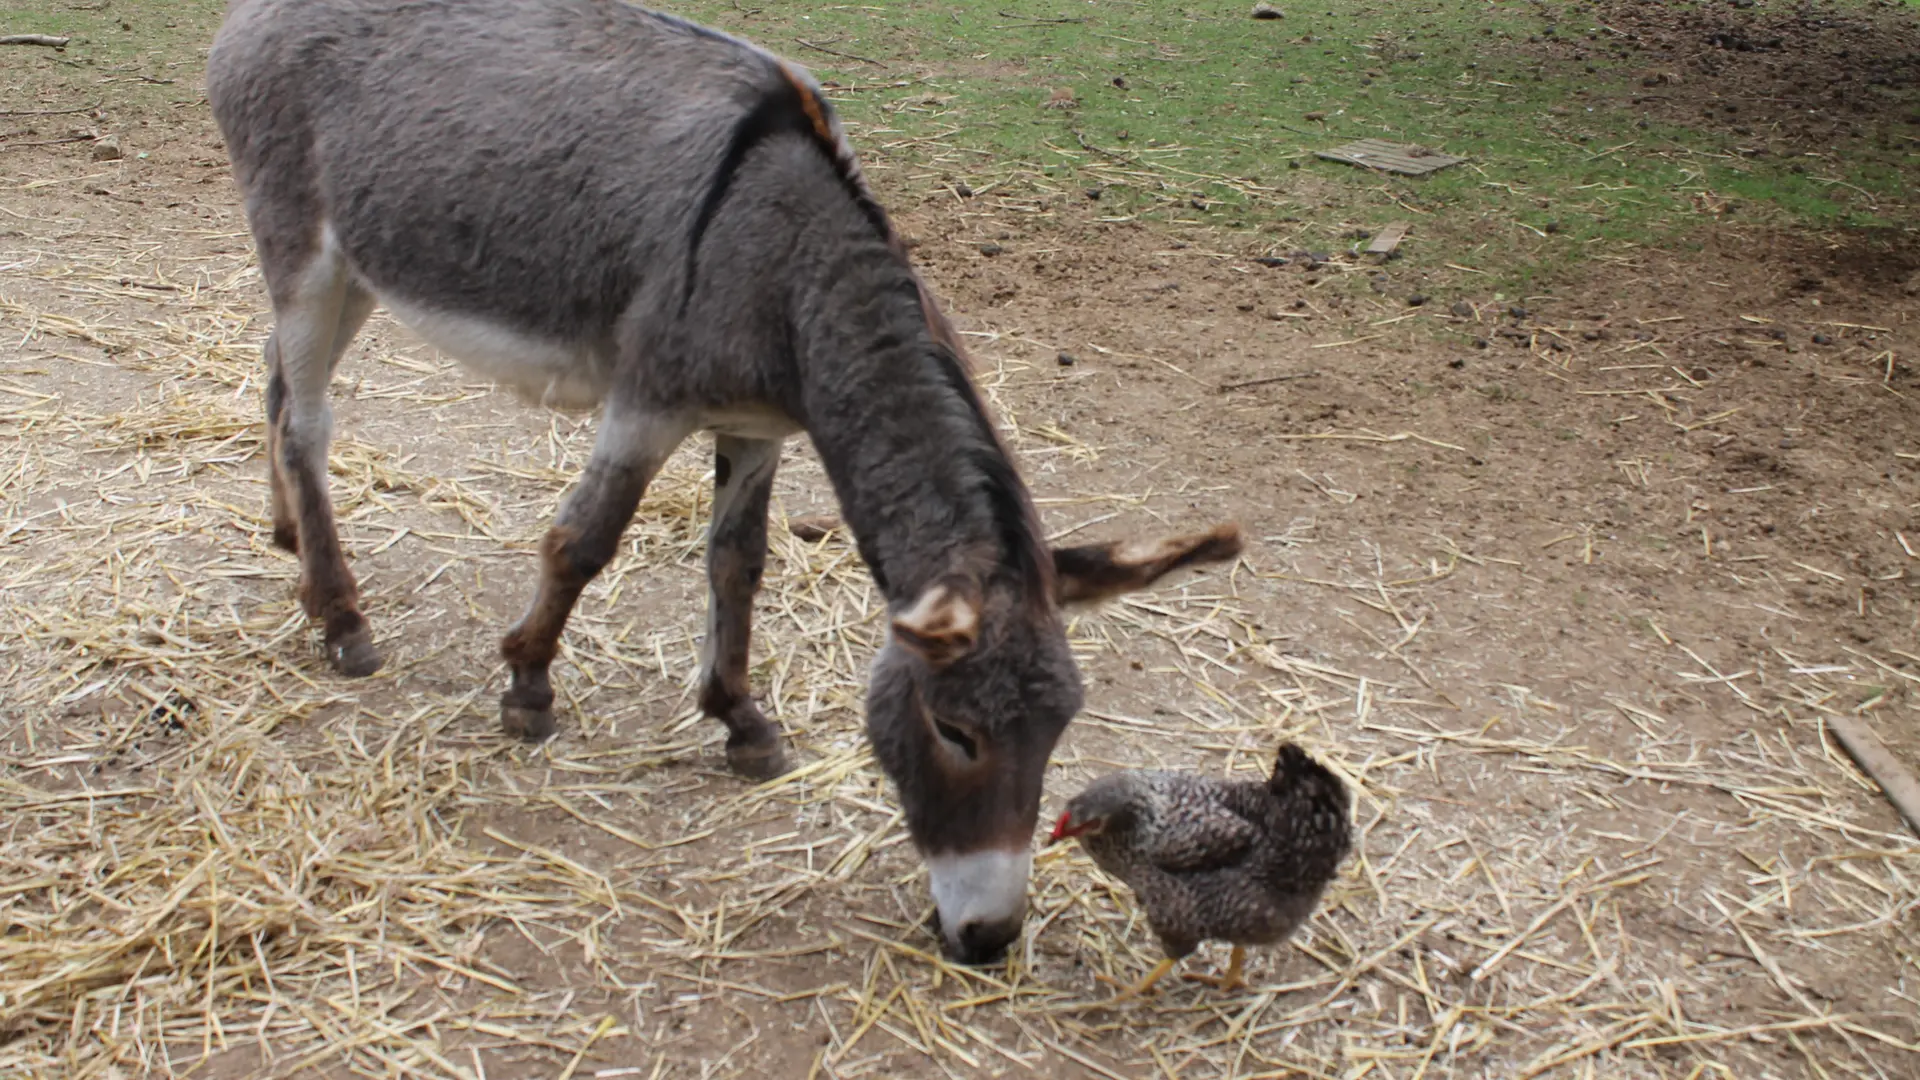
left=778, top=63, right=894, bottom=241
left=681, top=72, right=892, bottom=314
left=679, top=85, right=813, bottom=314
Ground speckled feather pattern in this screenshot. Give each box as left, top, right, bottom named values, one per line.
left=1071, top=744, right=1351, bottom=960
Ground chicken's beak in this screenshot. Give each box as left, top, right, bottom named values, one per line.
left=1046, top=810, right=1075, bottom=847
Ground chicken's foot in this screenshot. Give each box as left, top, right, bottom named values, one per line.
left=1182, top=945, right=1247, bottom=993
left=1096, top=958, right=1176, bottom=1003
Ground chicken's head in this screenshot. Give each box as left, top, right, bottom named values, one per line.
left=1047, top=775, right=1142, bottom=845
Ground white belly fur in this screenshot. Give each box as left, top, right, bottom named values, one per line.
left=371, top=296, right=802, bottom=438
left=379, top=296, right=612, bottom=412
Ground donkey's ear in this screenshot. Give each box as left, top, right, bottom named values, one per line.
left=1053, top=523, right=1244, bottom=606
left=891, top=578, right=984, bottom=669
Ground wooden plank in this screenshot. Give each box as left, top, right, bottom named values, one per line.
left=1827, top=715, right=1920, bottom=837
left=1316, top=139, right=1463, bottom=176
left=1366, top=222, right=1410, bottom=255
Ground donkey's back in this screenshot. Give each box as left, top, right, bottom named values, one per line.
left=210, top=0, right=826, bottom=402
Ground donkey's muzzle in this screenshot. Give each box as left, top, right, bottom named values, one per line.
left=926, top=848, right=1031, bottom=965
left=951, top=914, right=1022, bottom=965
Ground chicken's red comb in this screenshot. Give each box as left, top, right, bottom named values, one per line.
left=1046, top=809, right=1074, bottom=845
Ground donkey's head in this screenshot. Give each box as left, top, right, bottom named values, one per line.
left=866, top=524, right=1244, bottom=963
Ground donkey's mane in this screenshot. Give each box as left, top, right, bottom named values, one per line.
left=922, top=339, right=1054, bottom=605
left=684, top=64, right=1055, bottom=606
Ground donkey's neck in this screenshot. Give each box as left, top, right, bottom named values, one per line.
left=794, top=268, right=1043, bottom=607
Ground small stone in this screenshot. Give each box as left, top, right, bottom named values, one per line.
left=1304, top=110, right=1327, bottom=122
left=1407, top=294, right=1428, bottom=307
left=1057, top=352, right=1077, bottom=367
left=1450, top=300, right=1475, bottom=317
left=978, top=242, right=1003, bottom=256
left=1085, top=186, right=1103, bottom=200
left=1449, top=357, right=1467, bottom=369
left=1508, top=305, right=1529, bottom=320
left=91, top=135, right=122, bottom=161
left=1812, top=333, right=1833, bottom=345
left=1252, top=2, right=1283, bottom=18
left=953, top=181, right=974, bottom=198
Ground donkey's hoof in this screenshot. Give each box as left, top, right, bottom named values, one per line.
left=501, top=700, right=557, bottom=741
left=726, top=737, right=791, bottom=781
left=271, top=522, right=300, bottom=553
left=328, top=630, right=383, bottom=677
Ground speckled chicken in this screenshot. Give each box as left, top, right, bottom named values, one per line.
left=1047, top=742, right=1352, bottom=998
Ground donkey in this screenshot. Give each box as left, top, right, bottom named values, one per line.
left=206, top=0, right=1243, bottom=963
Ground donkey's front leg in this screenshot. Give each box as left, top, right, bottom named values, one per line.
left=699, top=435, right=789, bottom=779
left=500, top=408, right=689, bottom=740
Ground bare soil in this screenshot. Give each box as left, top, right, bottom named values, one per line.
left=1526, top=0, right=1920, bottom=150
left=3, top=12, right=1917, bottom=1080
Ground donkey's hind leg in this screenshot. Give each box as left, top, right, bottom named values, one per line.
left=699, top=435, right=789, bottom=780
left=267, top=254, right=380, bottom=676
left=500, top=405, right=692, bottom=741
left=265, top=285, right=373, bottom=554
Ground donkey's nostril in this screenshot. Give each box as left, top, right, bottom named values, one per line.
left=952, top=916, right=1022, bottom=965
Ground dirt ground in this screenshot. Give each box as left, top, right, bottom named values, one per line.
left=3, top=8, right=1918, bottom=1080
left=1526, top=0, right=1920, bottom=150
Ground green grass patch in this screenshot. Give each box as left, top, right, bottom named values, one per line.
left=1, top=0, right=227, bottom=113
left=663, top=0, right=1919, bottom=289
left=8, top=0, right=1916, bottom=292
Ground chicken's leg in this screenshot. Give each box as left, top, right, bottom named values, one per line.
left=1097, top=958, right=1176, bottom=1003
left=1182, top=945, right=1247, bottom=993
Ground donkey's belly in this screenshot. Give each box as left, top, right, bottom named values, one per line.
left=380, top=296, right=612, bottom=412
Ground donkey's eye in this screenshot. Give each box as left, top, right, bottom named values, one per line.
left=932, top=718, right=980, bottom=761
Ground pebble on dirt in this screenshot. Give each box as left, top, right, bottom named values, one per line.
left=1057, top=352, right=1077, bottom=367
left=91, top=135, right=122, bottom=161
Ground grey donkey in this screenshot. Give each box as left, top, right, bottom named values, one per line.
left=206, top=0, right=1244, bottom=963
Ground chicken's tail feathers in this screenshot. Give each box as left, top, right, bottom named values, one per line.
left=1269, top=742, right=1352, bottom=820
